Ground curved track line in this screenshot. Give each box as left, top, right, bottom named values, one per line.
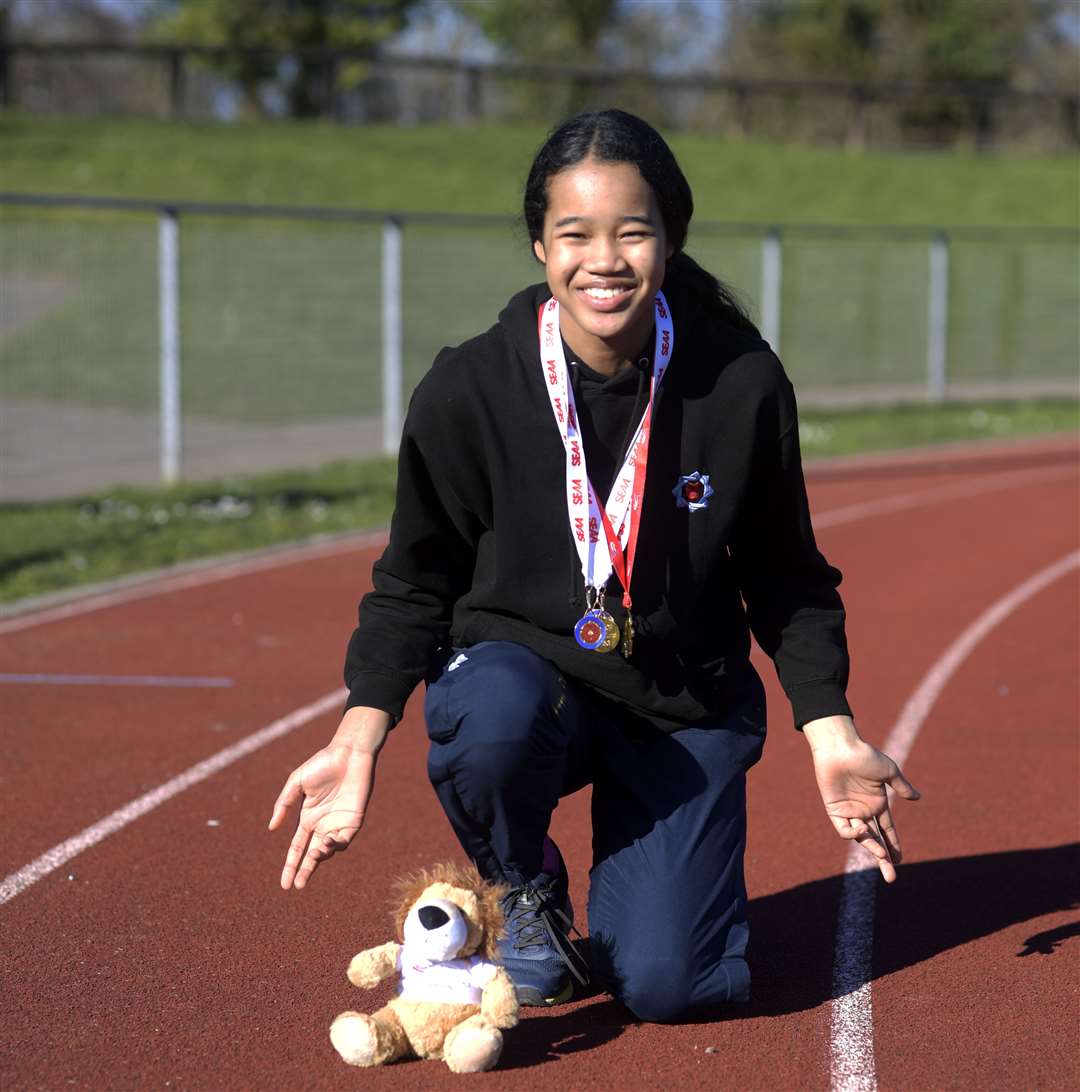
left=4, top=463, right=1074, bottom=638
left=828, top=549, right=1080, bottom=1092
left=1, top=467, right=1076, bottom=907
left=805, top=432, right=1077, bottom=478
left=813, top=464, right=1076, bottom=530
left=0, top=688, right=345, bottom=907
left=0, top=531, right=388, bottom=636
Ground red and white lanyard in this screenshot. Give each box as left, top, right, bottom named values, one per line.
left=538, top=291, right=674, bottom=610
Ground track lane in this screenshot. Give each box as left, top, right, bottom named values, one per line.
left=869, top=573, right=1079, bottom=1091
left=6, top=452, right=1069, bottom=877
left=0, top=554, right=362, bottom=870
left=829, top=551, right=1079, bottom=1092
left=735, top=473, right=1080, bottom=1091
left=0, top=442, right=1076, bottom=1090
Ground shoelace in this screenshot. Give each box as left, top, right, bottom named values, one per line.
left=502, top=883, right=591, bottom=986
left=503, top=886, right=554, bottom=952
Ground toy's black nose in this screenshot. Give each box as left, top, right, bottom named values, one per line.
left=418, top=905, right=450, bottom=931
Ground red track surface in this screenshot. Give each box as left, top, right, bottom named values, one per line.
left=2, top=435, right=1077, bottom=1091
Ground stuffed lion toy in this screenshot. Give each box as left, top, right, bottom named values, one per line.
left=329, top=862, right=520, bottom=1073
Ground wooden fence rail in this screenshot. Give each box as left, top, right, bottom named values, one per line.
left=1, top=40, right=1077, bottom=150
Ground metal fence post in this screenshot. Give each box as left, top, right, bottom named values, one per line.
left=927, top=231, right=949, bottom=402
left=761, top=228, right=782, bottom=354
left=158, top=207, right=181, bottom=484
left=381, top=216, right=404, bottom=456
left=167, top=49, right=185, bottom=119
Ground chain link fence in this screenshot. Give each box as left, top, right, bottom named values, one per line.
left=0, top=194, right=1076, bottom=500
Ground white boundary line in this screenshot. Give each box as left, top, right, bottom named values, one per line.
left=0, top=688, right=346, bottom=906
left=813, top=464, right=1076, bottom=530
left=804, top=431, right=1077, bottom=478
left=0, top=530, right=389, bottom=636
left=3, top=461, right=1075, bottom=639
left=0, top=673, right=234, bottom=687
left=828, top=549, right=1080, bottom=1092
left=0, top=453, right=1075, bottom=1014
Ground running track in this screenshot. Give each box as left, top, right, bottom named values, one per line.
left=1, top=435, right=1077, bottom=1091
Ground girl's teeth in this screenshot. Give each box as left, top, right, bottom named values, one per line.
left=584, top=287, right=626, bottom=299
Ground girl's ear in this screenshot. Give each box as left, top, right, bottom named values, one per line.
left=533, top=238, right=547, bottom=264
left=665, top=241, right=676, bottom=260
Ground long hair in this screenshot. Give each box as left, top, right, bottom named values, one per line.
left=523, top=109, right=759, bottom=336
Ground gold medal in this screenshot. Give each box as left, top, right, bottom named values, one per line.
left=621, top=614, right=635, bottom=658
left=595, top=609, right=621, bottom=653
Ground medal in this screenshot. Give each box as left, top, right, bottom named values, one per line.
left=621, top=614, right=635, bottom=658
left=538, top=292, right=674, bottom=659
left=574, top=609, right=621, bottom=653
left=574, top=585, right=621, bottom=653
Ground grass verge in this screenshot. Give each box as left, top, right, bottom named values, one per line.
left=3, top=116, right=1076, bottom=424
left=2, top=114, right=1077, bottom=226
left=2, top=399, right=1076, bottom=606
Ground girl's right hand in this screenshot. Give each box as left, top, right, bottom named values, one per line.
left=267, top=707, right=390, bottom=890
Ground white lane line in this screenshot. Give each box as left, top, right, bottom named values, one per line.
left=814, top=464, right=1077, bottom=530
left=0, top=530, right=388, bottom=636
left=0, top=673, right=234, bottom=688
left=0, top=458, right=1074, bottom=923
left=828, top=549, right=1080, bottom=1092
left=0, top=688, right=345, bottom=907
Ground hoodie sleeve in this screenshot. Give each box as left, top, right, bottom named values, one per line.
left=730, top=361, right=853, bottom=728
left=342, top=360, right=485, bottom=722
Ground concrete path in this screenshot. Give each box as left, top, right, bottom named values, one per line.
left=0, top=399, right=385, bottom=501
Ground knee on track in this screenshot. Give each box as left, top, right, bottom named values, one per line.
left=613, top=956, right=749, bottom=1024
left=616, top=962, right=697, bottom=1024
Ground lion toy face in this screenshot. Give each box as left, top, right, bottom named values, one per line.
left=329, top=862, right=519, bottom=1074
left=402, top=897, right=471, bottom=962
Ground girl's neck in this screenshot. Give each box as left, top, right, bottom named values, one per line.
left=565, top=341, right=634, bottom=378
left=559, top=313, right=654, bottom=379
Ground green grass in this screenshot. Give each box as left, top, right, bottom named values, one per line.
left=0, top=115, right=1076, bottom=453
left=2, top=398, right=1075, bottom=605
left=0, top=457, right=397, bottom=604
left=2, top=117, right=1077, bottom=423
left=794, top=398, right=1078, bottom=455
left=2, top=114, right=1077, bottom=226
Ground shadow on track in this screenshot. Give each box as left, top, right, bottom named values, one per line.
left=499, top=997, right=631, bottom=1070
left=742, top=840, right=1079, bottom=1020
left=500, top=841, right=1078, bottom=1058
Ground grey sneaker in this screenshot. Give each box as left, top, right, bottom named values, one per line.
left=498, top=856, right=590, bottom=1005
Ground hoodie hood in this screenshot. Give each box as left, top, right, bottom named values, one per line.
left=498, top=282, right=553, bottom=370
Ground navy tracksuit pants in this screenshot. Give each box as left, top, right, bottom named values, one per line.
left=424, top=640, right=766, bottom=1023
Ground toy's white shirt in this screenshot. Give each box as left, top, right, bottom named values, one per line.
left=396, top=949, right=499, bottom=1005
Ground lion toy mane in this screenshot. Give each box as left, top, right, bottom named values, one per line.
left=329, top=861, right=519, bottom=1073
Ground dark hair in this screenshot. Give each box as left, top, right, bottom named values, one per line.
left=523, top=109, right=758, bottom=335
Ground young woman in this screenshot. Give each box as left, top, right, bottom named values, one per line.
left=268, top=110, right=919, bottom=1022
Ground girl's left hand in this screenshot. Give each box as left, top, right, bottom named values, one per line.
left=802, top=715, right=921, bottom=883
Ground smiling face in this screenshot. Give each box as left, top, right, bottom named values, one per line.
left=533, top=158, right=673, bottom=370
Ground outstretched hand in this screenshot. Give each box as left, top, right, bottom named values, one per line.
left=267, top=707, right=390, bottom=890
left=803, top=716, right=921, bottom=883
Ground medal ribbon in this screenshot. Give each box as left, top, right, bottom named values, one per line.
left=538, top=291, right=674, bottom=609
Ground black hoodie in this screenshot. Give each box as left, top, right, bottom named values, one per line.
left=343, top=280, right=852, bottom=731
